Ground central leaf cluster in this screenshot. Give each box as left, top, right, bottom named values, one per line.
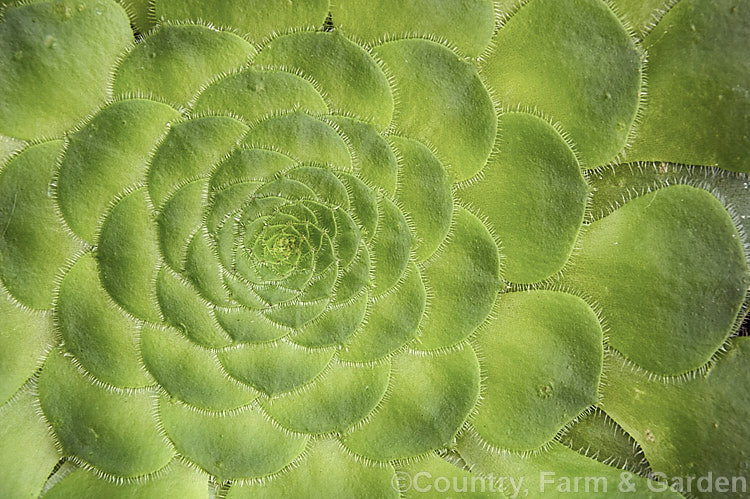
left=212, top=168, right=364, bottom=326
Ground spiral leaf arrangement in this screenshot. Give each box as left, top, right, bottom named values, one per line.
left=0, top=0, right=749, bottom=497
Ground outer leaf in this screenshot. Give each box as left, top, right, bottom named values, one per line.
left=0, top=0, right=133, bottom=140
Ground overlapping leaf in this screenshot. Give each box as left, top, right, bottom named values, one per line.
left=0, top=0, right=748, bottom=497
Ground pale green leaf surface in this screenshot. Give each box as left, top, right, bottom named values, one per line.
left=628, top=0, right=750, bottom=172
left=0, top=389, right=61, bottom=499
left=602, top=338, right=750, bottom=497
left=457, top=112, right=587, bottom=283
left=472, top=291, right=603, bottom=451
left=374, top=39, right=496, bottom=181
left=38, top=349, right=174, bottom=477
left=0, top=0, right=133, bottom=140
left=344, top=345, right=480, bottom=461
left=0, top=293, right=55, bottom=404
left=482, top=0, right=642, bottom=167
left=0, top=141, right=82, bottom=309
left=57, top=99, right=178, bottom=243
left=114, top=24, right=254, bottom=108
left=256, top=31, right=394, bottom=131
left=560, top=185, right=749, bottom=375
left=0, top=1, right=748, bottom=495
left=58, top=253, right=150, bottom=388
left=458, top=432, right=681, bottom=498
left=159, top=395, right=308, bottom=481
left=227, top=438, right=397, bottom=498
left=45, top=461, right=207, bottom=499
left=414, top=207, right=501, bottom=350
left=153, top=0, right=329, bottom=44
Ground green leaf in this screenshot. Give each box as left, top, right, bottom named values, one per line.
left=57, top=99, right=178, bottom=243
left=219, top=341, right=335, bottom=396
left=227, top=438, right=397, bottom=498
left=194, top=68, right=329, bottom=123
left=97, top=189, right=162, bottom=322
left=374, top=39, right=496, bottom=181
left=392, top=136, right=452, bottom=262
left=472, top=290, right=603, bottom=452
left=38, top=349, right=174, bottom=477
left=458, top=432, right=681, bottom=498
left=159, top=395, right=308, bottom=481
left=45, top=462, right=207, bottom=499
left=114, top=24, right=254, bottom=108
left=141, top=323, right=258, bottom=410
left=0, top=141, right=82, bottom=309
left=58, top=253, right=150, bottom=388
left=262, top=360, right=390, bottom=433
left=0, top=0, right=133, bottom=140
left=415, top=207, right=501, bottom=350
left=344, top=344, right=480, bottom=460
left=627, top=0, right=750, bottom=172
left=256, top=31, right=394, bottom=130
left=560, top=185, right=749, bottom=375
left=456, top=112, right=587, bottom=283
left=0, top=292, right=55, bottom=404
left=602, top=338, right=750, bottom=491
left=0, top=389, right=61, bottom=498
left=153, top=0, right=329, bottom=44
left=482, top=0, right=642, bottom=167
left=332, top=0, right=495, bottom=58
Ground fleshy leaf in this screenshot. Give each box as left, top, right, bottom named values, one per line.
left=458, top=432, right=680, bottom=498
left=244, top=112, right=352, bottom=169
left=141, top=324, right=258, bottom=411
left=262, top=360, right=390, bottom=434
left=627, top=0, right=750, bottom=172
left=482, top=0, right=642, bottom=167
left=560, top=185, right=749, bottom=375
left=57, top=99, right=178, bottom=243
left=344, top=345, right=480, bottom=460
left=332, top=0, right=495, bottom=57
left=0, top=389, right=61, bottom=498
left=374, top=39, right=496, bottom=181
left=148, top=116, right=249, bottom=209
left=219, top=341, right=335, bottom=396
left=293, top=292, right=368, bottom=347
left=609, top=0, right=671, bottom=36
left=0, top=0, right=133, bottom=140
left=0, top=292, right=55, bottom=404
left=341, top=263, right=425, bottom=362
left=97, top=189, right=162, bottom=322
left=38, top=350, right=174, bottom=477
left=370, top=196, right=412, bottom=295
left=45, top=462, right=207, bottom=499
left=158, top=181, right=207, bottom=272
left=0, top=141, right=82, bottom=309
left=415, top=207, right=501, bottom=350
left=602, top=338, right=750, bottom=491
left=58, top=253, right=150, bottom=388
left=472, top=291, right=603, bottom=451
left=392, top=136, right=452, bottom=262
left=331, top=117, right=398, bottom=195
left=194, top=68, right=329, bottom=123
left=457, top=112, right=588, bottom=284
left=153, top=0, right=329, bottom=44
left=114, top=24, right=254, bottom=108
left=560, top=408, right=651, bottom=476
left=156, top=268, right=232, bottom=348
left=159, top=396, right=308, bottom=480
left=256, top=31, right=394, bottom=130
left=227, top=439, right=397, bottom=498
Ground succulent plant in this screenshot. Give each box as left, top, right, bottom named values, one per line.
left=1, top=0, right=749, bottom=497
